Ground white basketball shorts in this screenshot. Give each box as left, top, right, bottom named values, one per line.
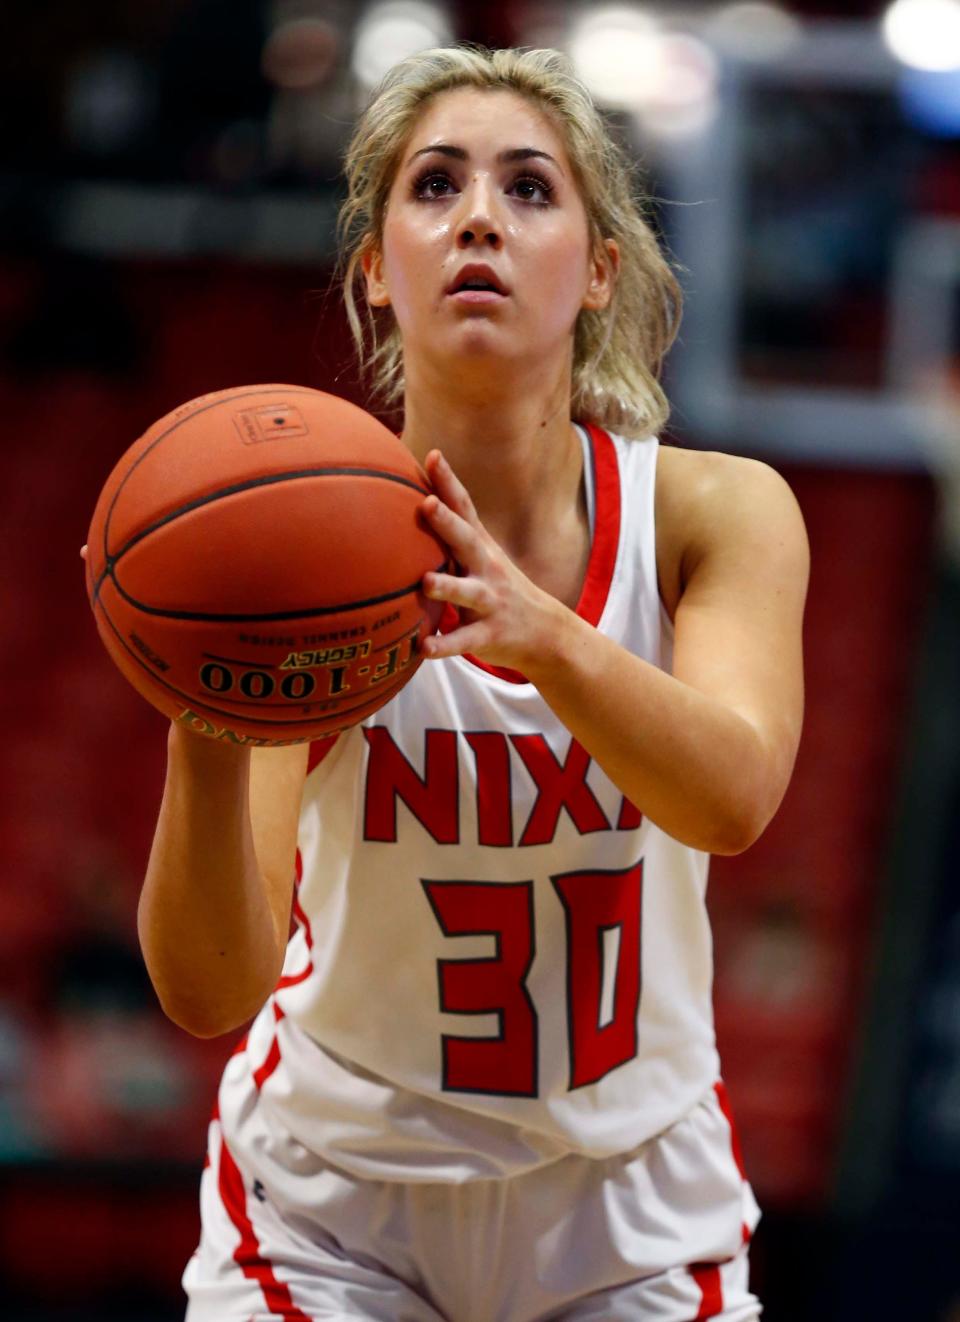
left=183, top=1028, right=761, bottom=1321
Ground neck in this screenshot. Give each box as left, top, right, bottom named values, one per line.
left=401, top=354, right=583, bottom=555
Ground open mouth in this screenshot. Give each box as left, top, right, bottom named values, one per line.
left=446, top=265, right=509, bottom=298
left=453, top=282, right=503, bottom=293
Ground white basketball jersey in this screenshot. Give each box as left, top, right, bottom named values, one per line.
left=266, top=425, right=720, bottom=1182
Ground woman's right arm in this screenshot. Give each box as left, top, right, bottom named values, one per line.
left=137, top=724, right=309, bottom=1038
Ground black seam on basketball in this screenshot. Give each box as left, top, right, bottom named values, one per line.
left=95, top=594, right=416, bottom=727
left=108, top=571, right=433, bottom=622
left=101, top=467, right=430, bottom=584
left=92, top=564, right=111, bottom=611
left=101, top=387, right=325, bottom=563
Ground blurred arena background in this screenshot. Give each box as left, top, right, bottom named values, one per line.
left=1, top=1, right=958, bottom=1318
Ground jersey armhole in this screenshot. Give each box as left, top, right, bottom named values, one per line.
left=306, top=735, right=339, bottom=775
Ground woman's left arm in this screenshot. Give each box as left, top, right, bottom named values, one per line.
left=420, top=448, right=809, bottom=856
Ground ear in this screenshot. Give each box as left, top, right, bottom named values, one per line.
left=361, top=241, right=391, bottom=309
left=582, top=238, right=620, bottom=313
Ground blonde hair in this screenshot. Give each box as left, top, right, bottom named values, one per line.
left=338, top=46, right=682, bottom=438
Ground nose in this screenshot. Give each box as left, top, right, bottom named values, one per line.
left=454, top=175, right=503, bottom=250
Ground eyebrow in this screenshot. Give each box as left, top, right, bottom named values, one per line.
left=406, top=144, right=562, bottom=171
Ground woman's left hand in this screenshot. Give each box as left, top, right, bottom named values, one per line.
left=419, top=449, right=566, bottom=673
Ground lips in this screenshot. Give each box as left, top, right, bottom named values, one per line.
left=445, top=263, right=509, bottom=296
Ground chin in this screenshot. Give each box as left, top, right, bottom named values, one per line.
left=448, top=321, right=519, bottom=357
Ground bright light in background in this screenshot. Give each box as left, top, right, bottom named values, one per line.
left=568, top=6, right=664, bottom=109
left=640, top=34, right=720, bottom=139
left=883, top=0, right=960, bottom=72
left=352, top=2, right=452, bottom=91
left=704, top=2, right=801, bottom=63
left=568, top=8, right=718, bottom=135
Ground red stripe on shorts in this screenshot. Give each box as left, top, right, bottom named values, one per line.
left=685, top=1087, right=751, bottom=1317
left=217, top=1131, right=312, bottom=1321
left=714, top=1080, right=746, bottom=1178
left=690, top=1262, right=724, bottom=1319
left=714, top=1079, right=752, bottom=1243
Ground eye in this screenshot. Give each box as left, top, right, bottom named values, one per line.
left=510, top=173, right=554, bottom=204
left=412, top=169, right=457, bottom=200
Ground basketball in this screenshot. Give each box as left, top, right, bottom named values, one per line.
left=85, top=384, right=450, bottom=744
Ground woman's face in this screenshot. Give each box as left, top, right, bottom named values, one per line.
left=364, top=87, right=615, bottom=378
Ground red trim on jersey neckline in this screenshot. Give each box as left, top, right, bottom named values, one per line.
left=461, top=423, right=621, bottom=685
left=215, top=1126, right=313, bottom=1321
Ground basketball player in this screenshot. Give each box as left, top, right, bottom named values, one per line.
left=141, top=48, right=808, bottom=1320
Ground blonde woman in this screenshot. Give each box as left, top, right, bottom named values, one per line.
left=147, top=47, right=808, bottom=1321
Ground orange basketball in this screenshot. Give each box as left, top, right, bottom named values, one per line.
left=85, top=385, right=450, bottom=744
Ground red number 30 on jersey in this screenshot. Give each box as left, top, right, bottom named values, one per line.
left=422, top=862, right=643, bottom=1097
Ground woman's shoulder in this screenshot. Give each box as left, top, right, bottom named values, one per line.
left=654, top=442, right=797, bottom=511
left=653, top=442, right=808, bottom=620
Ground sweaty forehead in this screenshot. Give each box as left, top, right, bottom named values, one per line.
left=402, top=87, right=570, bottom=168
